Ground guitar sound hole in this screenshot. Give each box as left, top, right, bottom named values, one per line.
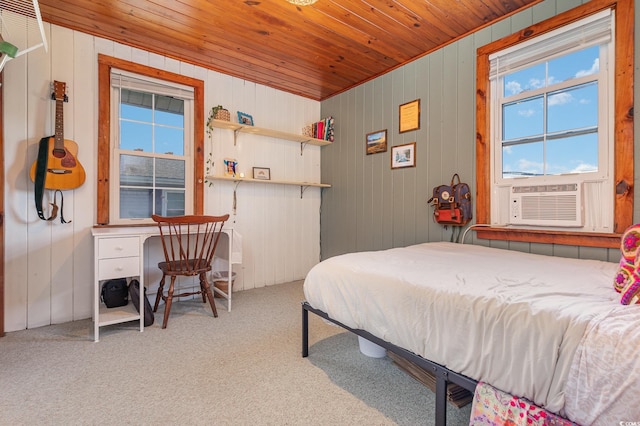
left=52, top=148, right=66, bottom=159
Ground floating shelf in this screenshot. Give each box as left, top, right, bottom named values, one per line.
left=210, top=119, right=332, bottom=148
left=207, top=175, right=331, bottom=199
left=207, top=174, right=331, bottom=188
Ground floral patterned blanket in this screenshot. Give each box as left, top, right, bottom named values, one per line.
left=470, top=382, right=579, bottom=426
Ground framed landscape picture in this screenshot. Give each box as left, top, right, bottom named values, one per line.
left=391, top=142, right=416, bottom=169
left=366, top=129, right=387, bottom=155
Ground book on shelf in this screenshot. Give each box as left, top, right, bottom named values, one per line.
left=310, top=116, right=334, bottom=142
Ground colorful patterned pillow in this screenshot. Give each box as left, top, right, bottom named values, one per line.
left=620, top=252, right=640, bottom=305
left=614, top=258, right=635, bottom=293
left=620, top=278, right=640, bottom=304
left=614, top=224, right=640, bottom=293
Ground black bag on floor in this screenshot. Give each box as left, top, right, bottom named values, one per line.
left=101, top=278, right=128, bottom=308
left=128, top=279, right=155, bottom=327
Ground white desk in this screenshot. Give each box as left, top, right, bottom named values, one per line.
left=92, top=225, right=241, bottom=341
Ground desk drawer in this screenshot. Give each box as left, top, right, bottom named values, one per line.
left=98, top=257, right=139, bottom=280
left=98, top=237, right=139, bottom=259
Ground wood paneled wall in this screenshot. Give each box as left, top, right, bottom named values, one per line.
left=319, top=0, right=632, bottom=263
left=3, top=19, right=321, bottom=332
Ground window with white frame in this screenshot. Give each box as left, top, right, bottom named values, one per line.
left=489, top=10, right=614, bottom=232
left=110, top=70, right=194, bottom=224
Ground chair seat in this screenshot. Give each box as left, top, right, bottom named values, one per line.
left=158, top=259, right=212, bottom=276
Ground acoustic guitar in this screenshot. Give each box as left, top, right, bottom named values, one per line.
left=29, top=81, right=86, bottom=190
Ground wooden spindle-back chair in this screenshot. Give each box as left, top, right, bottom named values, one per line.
left=151, top=214, right=230, bottom=328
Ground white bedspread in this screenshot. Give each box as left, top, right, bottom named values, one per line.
left=303, top=242, right=640, bottom=424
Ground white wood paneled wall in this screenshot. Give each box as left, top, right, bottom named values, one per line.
left=3, top=17, right=322, bottom=332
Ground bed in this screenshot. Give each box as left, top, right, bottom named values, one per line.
left=301, top=242, right=640, bottom=425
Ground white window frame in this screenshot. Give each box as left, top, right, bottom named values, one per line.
left=109, top=69, right=194, bottom=224
left=488, top=10, right=615, bottom=232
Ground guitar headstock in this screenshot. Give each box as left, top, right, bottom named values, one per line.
left=51, top=81, right=69, bottom=103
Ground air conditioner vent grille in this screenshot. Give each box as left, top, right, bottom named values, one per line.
left=521, top=195, right=578, bottom=221
left=510, top=183, right=583, bottom=227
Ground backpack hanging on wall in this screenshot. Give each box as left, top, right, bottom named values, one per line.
left=428, top=173, right=472, bottom=226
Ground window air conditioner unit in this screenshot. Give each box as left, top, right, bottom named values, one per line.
left=509, top=183, right=583, bottom=227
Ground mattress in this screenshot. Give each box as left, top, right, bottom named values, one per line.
left=303, top=242, right=640, bottom=424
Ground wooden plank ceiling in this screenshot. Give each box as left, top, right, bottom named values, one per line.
left=38, top=0, right=542, bottom=101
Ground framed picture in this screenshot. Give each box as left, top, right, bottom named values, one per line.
left=237, top=111, right=254, bottom=126
left=224, top=158, right=238, bottom=177
left=399, top=99, right=420, bottom=133
left=366, top=129, right=387, bottom=155
left=252, top=167, right=271, bottom=180
left=391, top=142, right=416, bottom=169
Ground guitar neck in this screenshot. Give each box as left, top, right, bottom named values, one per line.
left=54, top=96, right=65, bottom=155
left=51, top=80, right=67, bottom=157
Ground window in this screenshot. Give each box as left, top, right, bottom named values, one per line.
left=498, top=46, right=602, bottom=179
left=489, top=10, right=613, bottom=232
left=97, top=55, right=205, bottom=225
left=475, top=0, right=633, bottom=248
left=111, top=72, right=193, bottom=223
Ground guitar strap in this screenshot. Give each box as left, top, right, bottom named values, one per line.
left=34, top=137, right=53, bottom=220
left=56, top=190, right=70, bottom=224
left=34, top=136, right=69, bottom=223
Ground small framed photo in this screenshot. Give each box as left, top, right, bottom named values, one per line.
left=252, top=167, right=271, bottom=180
left=366, top=129, right=387, bottom=155
left=224, top=158, right=238, bottom=177
left=237, top=111, right=254, bottom=126
left=391, top=142, right=416, bottom=169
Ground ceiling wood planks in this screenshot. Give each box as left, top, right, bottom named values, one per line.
left=37, top=0, right=543, bottom=100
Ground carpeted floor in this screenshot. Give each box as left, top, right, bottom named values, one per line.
left=0, top=280, right=472, bottom=425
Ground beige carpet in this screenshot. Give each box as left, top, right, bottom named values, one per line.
left=0, top=280, right=472, bottom=425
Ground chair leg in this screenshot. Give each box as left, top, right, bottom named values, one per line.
left=162, top=276, right=177, bottom=329
left=200, top=273, right=218, bottom=318
left=154, top=274, right=166, bottom=313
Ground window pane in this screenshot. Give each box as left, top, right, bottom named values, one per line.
left=546, top=133, right=598, bottom=174
left=120, top=188, right=152, bottom=218
left=503, top=96, right=543, bottom=140
left=155, top=158, right=185, bottom=188
left=548, top=46, right=599, bottom=84
left=503, top=63, right=546, bottom=96
left=155, top=127, right=184, bottom=155
left=155, top=189, right=185, bottom=217
left=120, top=155, right=153, bottom=187
left=502, top=142, right=544, bottom=178
left=120, top=121, right=153, bottom=152
left=547, top=82, right=598, bottom=133
left=120, top=93, right=153, bottom=121
left=155, top=96, right=184, bottom=127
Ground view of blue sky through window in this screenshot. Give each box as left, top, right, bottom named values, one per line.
left=120, top=92, right=185, bottom=155
left=118, top=90, right=187, bottom=218
left=501, top=45, right=600, bottom=178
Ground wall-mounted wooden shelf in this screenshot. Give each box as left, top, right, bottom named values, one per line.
left=210, top=119, right=332, bottom=149
left=207, top=175, right=331, bottom=198
left=207, top=174, right=331, bottom=188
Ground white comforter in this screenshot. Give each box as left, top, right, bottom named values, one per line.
left=303, top=242, right=640, bottom=424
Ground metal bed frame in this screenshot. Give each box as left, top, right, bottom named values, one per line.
left=301, top=301, right=478, bottom=426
